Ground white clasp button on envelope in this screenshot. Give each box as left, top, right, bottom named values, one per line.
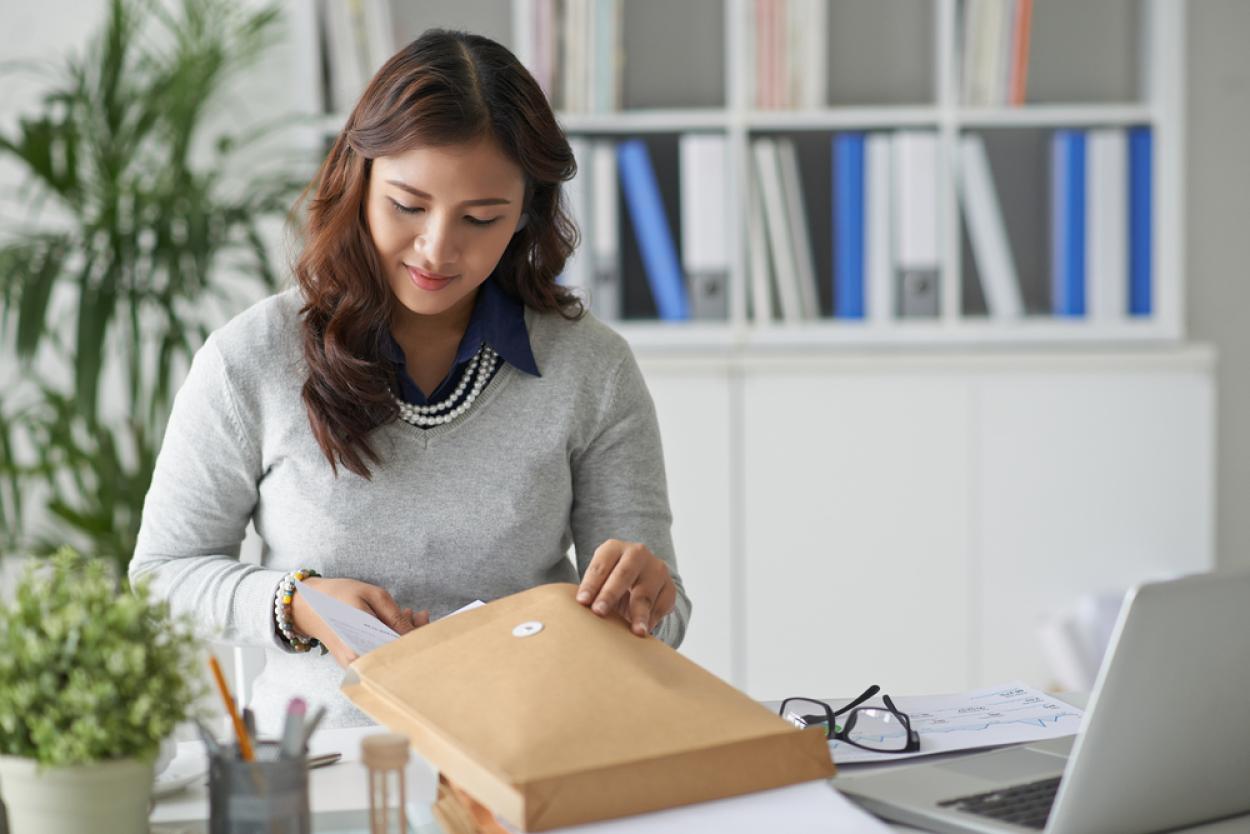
left=512, top=621, right=544, bottom=638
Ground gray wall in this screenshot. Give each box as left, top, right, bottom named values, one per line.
left=1186, top=0, right=1250, bottom=572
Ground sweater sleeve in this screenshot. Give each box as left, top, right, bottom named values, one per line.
left=569, top=348, right=692, bottom=649
left=129, top=335, right=287, bottom=650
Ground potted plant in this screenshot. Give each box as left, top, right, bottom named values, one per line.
left=0, top=0, right=306, bottom=574
left=0, top=547, right=201, bottom=834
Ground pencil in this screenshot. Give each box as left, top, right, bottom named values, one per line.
left=208, top=655, right=255, bottom=762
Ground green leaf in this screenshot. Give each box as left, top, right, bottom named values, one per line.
left=14, top=237, right=68, bottom=361
left=0, top=0, right=296, bottom=571
left=151, top=328, right=186, bottom=424
left=47, top=498, right=112, bottom=537
left=0, top=407, right=24, bottom=549
left=73, top=261, right=118, bottom=422
left=0, top=548, right=202, bottom=765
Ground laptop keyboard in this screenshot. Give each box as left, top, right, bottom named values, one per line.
left=937, top=775, right=1061, bottom=830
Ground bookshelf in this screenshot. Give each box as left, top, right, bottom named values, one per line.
left=293, top=0, right=1185, bottom=350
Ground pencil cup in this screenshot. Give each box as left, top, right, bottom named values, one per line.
left=208, top=741, right=310, bottom=834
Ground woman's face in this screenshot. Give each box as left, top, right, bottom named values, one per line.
left=366, top=137, right=527, bottom=324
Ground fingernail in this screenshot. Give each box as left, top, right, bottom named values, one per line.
left=634, top=621, right=646, bottom=635
left=593, top=602, right=607, bottom=615
left=576, top=591, right=590, bottom=603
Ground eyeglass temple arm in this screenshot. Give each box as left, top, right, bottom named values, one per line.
left=831, top=684, right=882, bottom=718
left=881, top=694, right=918, bottom=738
left=881, top=694, right=909, bottom=722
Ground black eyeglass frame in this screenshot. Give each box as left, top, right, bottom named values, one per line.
left=779, top=685, right=921, bottom=754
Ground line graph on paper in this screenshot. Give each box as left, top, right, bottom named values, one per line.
left=825, top=683, right=1084, bottom=765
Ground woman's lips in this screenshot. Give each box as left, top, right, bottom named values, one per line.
left=405, top=264, right=457, bottom=291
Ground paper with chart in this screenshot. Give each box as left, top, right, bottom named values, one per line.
left=811, top=683, right=1084, bottom=765
left=294, top=579, right=484, bottom=655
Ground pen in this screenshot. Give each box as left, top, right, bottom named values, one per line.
left=300, top=705, right=327, bottom=751
left=242, top=707, right=257, bottom=742
left=207, top=655, right=255, bottom=762
left=193, top=717, right=221, bottom=757
left=307, top=751, right=341, bottom=769
left=279, top=697, right=307, bottom=759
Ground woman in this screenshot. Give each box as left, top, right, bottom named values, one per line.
left=130, top=29, right=690, bottom=730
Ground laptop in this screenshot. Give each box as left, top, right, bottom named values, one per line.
left=836, top=569, right=1250, bottom=833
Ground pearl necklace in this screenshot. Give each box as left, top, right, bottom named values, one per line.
left=393, top=343, right=498, bottom=427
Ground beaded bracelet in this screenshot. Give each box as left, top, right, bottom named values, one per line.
left=274, top=569, right=326, bottom=654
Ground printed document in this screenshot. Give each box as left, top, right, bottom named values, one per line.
left=294, top=580, right=484, bottom=656
left=773, top=682, right=1084, bottom=765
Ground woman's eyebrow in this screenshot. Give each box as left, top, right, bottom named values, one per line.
left=385, top=179, right=512, bottom=207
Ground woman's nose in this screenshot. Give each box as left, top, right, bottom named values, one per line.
left=415, top=213, right=459, bottom=270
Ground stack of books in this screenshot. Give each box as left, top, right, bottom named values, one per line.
left=747, top=132, right=945, bottom=323
left=750, top=0, right=829, bottom=110
left=561, top=135, right=729, bottom=322
left=513, top=0, right=623, bottom=113
left=961, top=0, right=1035, bottom=107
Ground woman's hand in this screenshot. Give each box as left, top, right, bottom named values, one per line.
left=576, top=540, right=676, bottom=637
left=290, top=577, right=429, bottom=668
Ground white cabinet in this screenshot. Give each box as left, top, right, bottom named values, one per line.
left=644, top=361, right=736, bottom=683
left=974, top=361, right=1215, bottom=687
left=640, top=346, right=1215, bottom=699
left=739, top=366, right=975, bottom=698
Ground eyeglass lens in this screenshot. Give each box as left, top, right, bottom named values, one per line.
left=843, top=707, right=911, bottom=752
left=780, top=699, right=833, bottom=733
left=780, top=698, right=914, bottom=752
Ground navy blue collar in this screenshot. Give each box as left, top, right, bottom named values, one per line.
left=381, top=278, right=540, bottom=399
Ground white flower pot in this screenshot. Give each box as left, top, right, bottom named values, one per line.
left=0, top=754, right=154, bottom=834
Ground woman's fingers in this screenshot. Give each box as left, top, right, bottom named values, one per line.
left=648, top=580, right=678, bottom=632
left=319, top=630, right=358, bottom=669
left=587, top=544, right=648, bottom=617
left=363, top=585, right=416, bottom=634
left=576, top=540, right=624, bottom=608
left=627, top=565, right=671, bottom=636
left=327, top=604, right=427, bottom=668
left=577, top=541, right=675, bottom=637
left=291, top=578, right=425, bottom=655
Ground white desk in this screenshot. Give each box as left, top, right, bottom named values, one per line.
left=150, top=702, right=1250, bottom=833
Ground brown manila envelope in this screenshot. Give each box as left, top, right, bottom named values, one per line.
left=342, top=583, right=835, bottom=832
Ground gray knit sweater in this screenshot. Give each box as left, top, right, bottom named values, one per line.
left=130, top=287, right=690, bottom=730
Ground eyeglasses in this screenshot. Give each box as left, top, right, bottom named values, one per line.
left=779, top=685, right=920, bottom=754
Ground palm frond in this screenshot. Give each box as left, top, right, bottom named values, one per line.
left=0, top=0, right=298, bottom=564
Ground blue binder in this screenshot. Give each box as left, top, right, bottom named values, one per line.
left=1128, top=127, right=1153, bottom=317
left=1050, top=130, right=1087, bottom=318
left=834, top=133, right=865, bottom=320
left=617, top=140, right=690, bottom=321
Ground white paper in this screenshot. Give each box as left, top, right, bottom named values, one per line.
left=774, top=682, right=1083, bottom=765
left=294, top=580, right=483, bottom=656
left=497, top=779, right=890, bottom=834
left=450, top=599, right=486, bottom=616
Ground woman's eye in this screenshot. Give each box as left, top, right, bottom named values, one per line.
left=389, top=200, right=496, bottom=227
left=389, top=199, right=422, bottom=215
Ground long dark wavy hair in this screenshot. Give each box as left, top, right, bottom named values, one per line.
left=291, top=29, right=583, bottom=479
